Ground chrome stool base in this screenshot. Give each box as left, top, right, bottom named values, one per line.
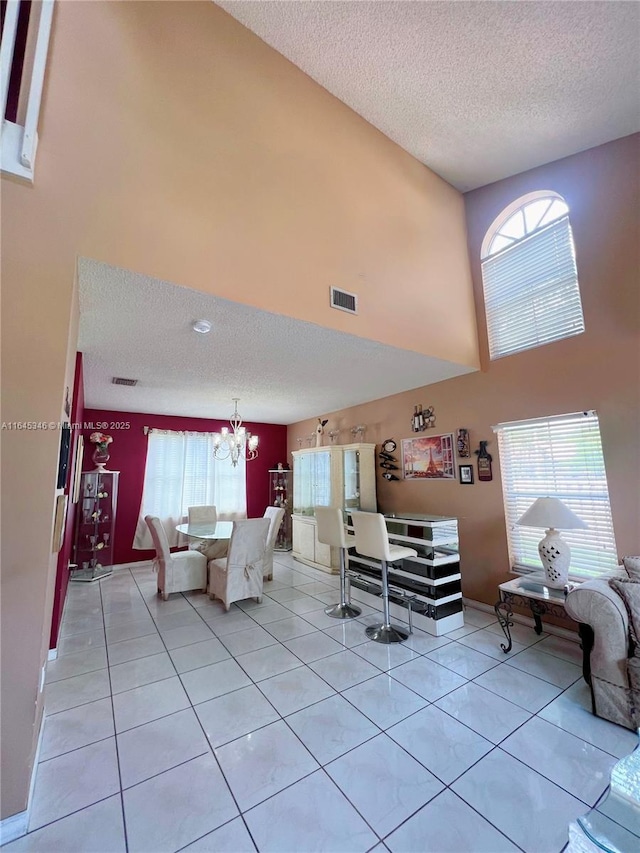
left=366, top=623, right=409, bottom=644
left=325, top=602, right=362, bottom=619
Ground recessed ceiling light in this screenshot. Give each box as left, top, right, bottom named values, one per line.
left=192, top=319, right=212, bottom=334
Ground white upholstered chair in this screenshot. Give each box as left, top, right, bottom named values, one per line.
left=262, top=506, right=285, bottom=581
left=208, top=518, right=270, bottom=611
left=315, top=506, right=361, bottom=619
left=350, top=511, right=417, bottom=644
left=145, top=515, right=207, bottom=600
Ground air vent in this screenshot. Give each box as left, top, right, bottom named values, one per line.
left=112, top=377, right=138, bottom=386
left=330, top=286, right=358, bottom=314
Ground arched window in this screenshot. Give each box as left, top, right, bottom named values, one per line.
left=481, top=192, right=585, bottom=359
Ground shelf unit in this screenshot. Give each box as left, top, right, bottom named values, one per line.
left=346, top=512, right=463, bottom=635
left=71, top=470, right=119, bottom=582
left=291, top=443, right=376, bottom=573
left=268, top=468, right=292, bottom=551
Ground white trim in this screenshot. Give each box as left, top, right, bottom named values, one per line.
left=1, top=119, right=34, bottom=182
left=480, top=189, right=565, bottom=259
left=20, top=0, right=54, bottom=169
left=47, top=648, right=57, bottom=661
left=0, top=702, right=45, bottom=844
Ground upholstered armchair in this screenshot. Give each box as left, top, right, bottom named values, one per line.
left=145, top=515, right=207, bottom=600
left=564, top=558, right=640, bottom=730
left=263, top=506, right=285, bottom=581
left=208, top=518, right=270, bottom=611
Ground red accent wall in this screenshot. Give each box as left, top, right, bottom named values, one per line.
left=81, top=409, right=288, bottom=566
left=49, top=352, right=85, bottom=649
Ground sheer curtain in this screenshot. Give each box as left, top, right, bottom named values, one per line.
left=133, top=429, right=246, bottom=550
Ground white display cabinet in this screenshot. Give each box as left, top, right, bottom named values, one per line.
left=346, top=512, right=464, bottom=635
left=291, top=443, right=376, bottom=573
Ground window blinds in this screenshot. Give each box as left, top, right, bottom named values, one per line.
left=495, top=412, right=618, bottom=579
left=482, top=217, right=585, bottom=359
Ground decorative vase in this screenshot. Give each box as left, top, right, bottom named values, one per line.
left=92, top=445, right=110, bottom=471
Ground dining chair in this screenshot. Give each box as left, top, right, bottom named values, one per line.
left=262, top=506, right=285, bottom=581
left=208, top=517, right=270, bottom=611
left=187, top=505, right=217, bottom=550
left=350, top=511, right=417, bottom=643
left=315, top=506, right=361, bottom=619
left=145, top=515, right=207, bottom=600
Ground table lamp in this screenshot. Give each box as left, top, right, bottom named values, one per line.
left=516, top=497, right=587, bottom=588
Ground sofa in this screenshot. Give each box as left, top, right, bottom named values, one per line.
left=565, top=558, right=640, bottom=731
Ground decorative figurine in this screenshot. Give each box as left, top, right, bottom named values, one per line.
left=315, top=418, right=328, bottom=447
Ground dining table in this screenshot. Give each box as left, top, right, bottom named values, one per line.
left=175, top=521, right=234, bottom=540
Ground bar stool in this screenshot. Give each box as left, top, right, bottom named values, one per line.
left=351, top=511, right=417, bottom=643
left=315, top=506, right=361, bottom=619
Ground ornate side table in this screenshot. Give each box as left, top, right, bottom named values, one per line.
left=494, top=574, right=578, bottom=653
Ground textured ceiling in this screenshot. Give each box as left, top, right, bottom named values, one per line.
left=78, top=259, right=474, bottom=424
left=217, top=0, right=640, bottom=191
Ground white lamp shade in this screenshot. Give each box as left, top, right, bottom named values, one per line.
left=516, top=497, right=587, bottom=530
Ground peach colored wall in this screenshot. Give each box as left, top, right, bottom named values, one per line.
left=1, top=0, right=476, bottom=820
left=289, top=136, right=640, bottom=605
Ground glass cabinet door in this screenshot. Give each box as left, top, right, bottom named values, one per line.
left=343, top=449, right=361, bottom=510
left=311, top=451, right=331, bottom=508
left=293, top=453, right=312, bottom=515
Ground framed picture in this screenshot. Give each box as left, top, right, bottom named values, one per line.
left=71, top=435, right=84, bottom=504
left=401, top=433, right=455, bottom=480
left=56, top=423, right=71, bottom=489
left=52, top=494, right=68, bottom=553
left=459, top=464, right=474, bottom=484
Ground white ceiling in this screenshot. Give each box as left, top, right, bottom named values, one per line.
left=78, top=258, right=474, bottom=424
left=217, top=0, right=640, bottom=191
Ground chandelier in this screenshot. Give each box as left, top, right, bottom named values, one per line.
left=213, top=398, right=259, bottom=467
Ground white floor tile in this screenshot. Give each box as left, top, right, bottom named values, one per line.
left=106, top=633, right=165, bottom=666
left=263, top=615, right=317, bottom=642
left=4, top=795, right=125, bottom=852
left=159, top=622, right=214, bottom=650
left=352, top=639, right=421, bottom=672
left=57, top=629, right=105, bottom=658
left=123, top=753, right=238, bottom=853
left=105, top=617, right=157, bottom=645
left=206, top=611, right=258, bottom=636
left=435, top=682, right=531, bottom=744
left=168, top=636, right=230, bottom=673
left=342, top=673, right=427, bottom=729
left=266, top=586, right=310, bottom=604
left=426, top=642, right=499, bottom=679
left=45, top=647, right=108, bottom=683
left=501, top=715, right=616, bottom=805
left=151, top=608, right=204, bottom=631
left=283, top=630, right=345, bottom=663
left=39, top=697, right=114, bottom=762
left=285, top=694, right=380, bottom=765
left=109, top=652, right=176, bottom=694
left=282, top=595, right=327, bottom=616
left=308, top=649, right=379, bottom=692
left=399, top=630, right=452, bottom=655
left=452, top=749, right=586, bottom=853
left=215, top=719, right=318, bottom=811
left=326, top=734, right=443, bottom=838
left=235, top=644, right=303, bottom=682
left=218, top=625, right=279, bottom=657
left=322, top=620, right=369, bottom=648
left=506, top=648, right=582, bottom=688
left=59, top=615, right=104, bottom=638
left=474, top=661, right=563, bottom=713
left=303, top=608, right=351, bottom=631
left=112, top=676, right=190, bottom=732
left=258, top=666, right=335, bottom=716
left=463, top=607, right=497, bottom=628
left=181, top=817, right=256, bottom=852
left=29, top=738, right=120, bottom=830
left=44, top=669, right=111, bottom=716
left=117, top=708, right=210, bottom=788
left=245, top=769, right=378, bottom=853
left=248, top=603, right=295, bottom=625
left=181, top=658, right=252, bottom=705
left=539, top=680, right=640, bottom=759
left=534, top=634, right=584, bottom=666
left=386, top=788, right=519, bottom=853
left=389, top=657, right=467, bottom=702
left=103, top=607, right=151, bottom=628
left=195, top=684, right=279, bottom=748
left=485, top=618, right=549, bottom=648
left=387, top=705, right=493, bottom=784
left=456, top=628, right=527, bottom=661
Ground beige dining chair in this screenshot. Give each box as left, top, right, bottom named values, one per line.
left=263, top=506, right=285, bottom=581
left=208, top=518, right=270, bottom=611
left=145, top=515, right=207, bottom=600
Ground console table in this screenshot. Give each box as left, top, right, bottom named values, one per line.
left=495, top=574, right=578, bottom=653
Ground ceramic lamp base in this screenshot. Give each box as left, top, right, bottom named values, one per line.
left=539, top=528, right=571, bottom=588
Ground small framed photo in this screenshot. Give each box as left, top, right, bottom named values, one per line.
left=459, top=464, right=474, bottom=485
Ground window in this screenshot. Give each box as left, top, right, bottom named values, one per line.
left=494, top=411, right=618, bottom=580
left=481, top=192, right=585, bottom=359
left=133, top=429, right=246, bottom=549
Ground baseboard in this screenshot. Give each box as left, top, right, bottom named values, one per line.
left=463, top=596, right=580, bottom=643
left=47, top=648, right=58, bottom=661
left=0, top=704, right=45, bottom=844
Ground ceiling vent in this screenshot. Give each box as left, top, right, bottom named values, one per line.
left=112, top=377, right=138, bottom=386
left=330, top=286, right=358, bottom=315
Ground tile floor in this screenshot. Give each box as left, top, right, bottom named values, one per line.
left=5, top=554, right=639, bottom=853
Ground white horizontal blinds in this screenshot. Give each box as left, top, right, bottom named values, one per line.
left=482, top=216, right=584, bottom=359
left=496, top=412, right=618, bottom=579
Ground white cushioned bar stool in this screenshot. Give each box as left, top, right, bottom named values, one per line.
left=351, top=511, right=417, bottom=643
left=315, top=506, right=361, bottom=619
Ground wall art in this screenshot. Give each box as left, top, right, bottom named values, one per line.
left=401, top=433, right=455, bottom=480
